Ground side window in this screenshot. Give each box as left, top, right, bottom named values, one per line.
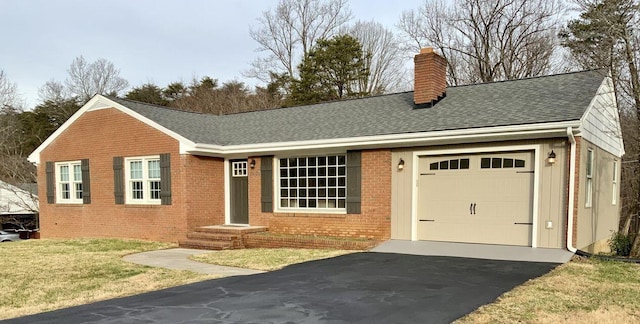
left=125, top=156, right=161, bottom=204
left=612, top=160, right=618, bottom=205
left=55, top=161, right=83, bottom=204
left=585, top=149, right=594, bottom=208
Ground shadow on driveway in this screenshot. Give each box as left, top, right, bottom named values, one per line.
left=5, top=253, right=558, bottom=324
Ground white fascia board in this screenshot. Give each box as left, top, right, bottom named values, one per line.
left=27, top=95, right=197, bottom=164
left=187, top=120, right=581, bottom=157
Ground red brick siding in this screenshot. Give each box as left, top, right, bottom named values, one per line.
left=183, top=155, right=225, bottom=230
left=247, top=149, right=392, bottom=240
left=38, top=108, right=191, bottom=242
left=564, top=137, right=581, bottom=248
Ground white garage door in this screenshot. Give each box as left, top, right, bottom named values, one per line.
left=417, top=151, right=534, bottom=246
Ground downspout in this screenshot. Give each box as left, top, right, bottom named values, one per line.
left=566, top=127, right=577, bottom=253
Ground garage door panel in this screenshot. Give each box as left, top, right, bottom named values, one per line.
left=417, top=151, right=534, bottom=246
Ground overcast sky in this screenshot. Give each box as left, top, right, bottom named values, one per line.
left=0, top=0, right=425, bottom=108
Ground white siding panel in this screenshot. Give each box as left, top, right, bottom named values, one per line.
left=581, top=78, right=624, bottom=157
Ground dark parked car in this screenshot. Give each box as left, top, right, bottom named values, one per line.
left=0, top=230, right=20, bottom=242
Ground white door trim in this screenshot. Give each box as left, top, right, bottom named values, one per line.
left=224, top=159, right=230, bottom=225
left=411, top=144, right=541, bottom=248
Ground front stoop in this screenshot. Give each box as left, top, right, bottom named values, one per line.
left=179, top=225, right=269, bottom=250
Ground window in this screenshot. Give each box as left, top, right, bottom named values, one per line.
left=125, top=156, right=161, bottom=204
left=232, top=161, right=248, bottom=177
left=585, top=149, right=594, bottom=208
left=277, top=155, right=346, bottom=211
left=429, top=158, right=470, bottom=170
left=480, top=157, right=525, bottom=169
left=56, top=161, right=83, bottom=203
left=612, top=160, right=618, bottom=205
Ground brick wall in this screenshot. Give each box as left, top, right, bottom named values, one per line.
left=183, top=155, right=225, bottom=230
left=247, top=149, right=392, bottom=240
left=37, top=107, right=220, bottom=242
left=564, top=137, right=581, bottom=248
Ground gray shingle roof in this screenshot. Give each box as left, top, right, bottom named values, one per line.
left=109, top=69, right=606, bottom=146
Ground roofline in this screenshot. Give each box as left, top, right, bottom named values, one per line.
left=187, top=120, right=582, bottom=157
left=28, top=95, right=198, bottom=165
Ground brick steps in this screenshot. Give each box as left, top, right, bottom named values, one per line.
left=186, top=232, right=240, bottom=241
left=179, top=239, right=235, bottom=250
left=179, top=225, right=268, bottom=250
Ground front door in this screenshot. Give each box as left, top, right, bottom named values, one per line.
left=230, top=160, right=249, bottom=225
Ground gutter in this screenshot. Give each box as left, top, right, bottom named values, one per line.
left=188, top=121, right=581, bottom=157
left=566, top=127, right=577, bottom=253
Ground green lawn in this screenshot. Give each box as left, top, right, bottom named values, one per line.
left=456, top=257, right=640, bottom=323
left=0, top=239, right=215, bottom=320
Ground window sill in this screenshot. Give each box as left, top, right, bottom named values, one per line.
left=273, top=211, right=347, bottom=219
left=55, top=203, right=84, bottom=207
left=124, top=204, right=162, bottom=208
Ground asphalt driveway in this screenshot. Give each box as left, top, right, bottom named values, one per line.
left=5, top=253, right=558, bottom=324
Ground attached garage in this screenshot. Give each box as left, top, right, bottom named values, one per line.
left=416, top=151, right=535, bottom=246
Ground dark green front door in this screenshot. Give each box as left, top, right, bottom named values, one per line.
left=230, top=160, right=249, bottom=224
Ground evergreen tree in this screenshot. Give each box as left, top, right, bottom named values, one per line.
left=288, top=35, right=370, bottom=106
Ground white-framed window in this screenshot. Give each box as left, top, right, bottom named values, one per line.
left=125, top=156, right=161, bottom=204
left=585, top=149, right=594, bottom=208
left=276, top=154, right=347, bottom=212
left=56, top=161, right=83, bottom=204
left=232, top=161, right=248, bottom=177
left=612, top=160, right=618, bottom=205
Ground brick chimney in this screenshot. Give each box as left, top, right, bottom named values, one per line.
left=414, top=47, right=447, bottom=108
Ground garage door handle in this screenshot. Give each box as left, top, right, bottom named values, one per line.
left=419, top=219, right=435, bottom=222
left=514, top=222, right=533, bottom=225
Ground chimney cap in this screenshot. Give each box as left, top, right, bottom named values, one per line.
left=420, top=47, right=435, bottom=54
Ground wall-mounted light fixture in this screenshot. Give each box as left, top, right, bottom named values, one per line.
left=250, top=159, right=256, bottom=169
left=397, top=158, right=405, bottom=171
left=547, top=150, right=556, bottom=165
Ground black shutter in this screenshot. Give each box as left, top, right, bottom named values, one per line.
left=81, top=159, right=91, bottom=204
left=113, top=157, right=124, bottom=205
left=160, top=153, right=172, bottom=205
left=45, top=161, right=55, bottom=204
left=261, top=156, right=273, bottom=212
left=346, top=151, right=361, bottom=214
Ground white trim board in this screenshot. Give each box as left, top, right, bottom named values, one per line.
left=28, top=95, right=197, bottom=164
left=410, top=144, right=541, bottom=248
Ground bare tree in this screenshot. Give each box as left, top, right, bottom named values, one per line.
left=344, top=20, right=407, bottom=94
left=0, top=70, right=22, bottom=109
left=398, top=0, right=564, bottom=85
left=64, top=56, right=129, bottom=102
left=247, top=0, right=352, bottom=82
left=38, top=79, right=69, bottom=104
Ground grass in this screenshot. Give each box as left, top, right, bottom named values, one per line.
left=455, top=256, right=640, bottom=323
left=0, top=239, right=216, bottom=320
left=5, top=239, right=640, bottom=322
left=190, top=248, right=355, bottom=271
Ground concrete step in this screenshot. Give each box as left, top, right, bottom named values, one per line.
left=178, top=239, right=236, bottom=250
